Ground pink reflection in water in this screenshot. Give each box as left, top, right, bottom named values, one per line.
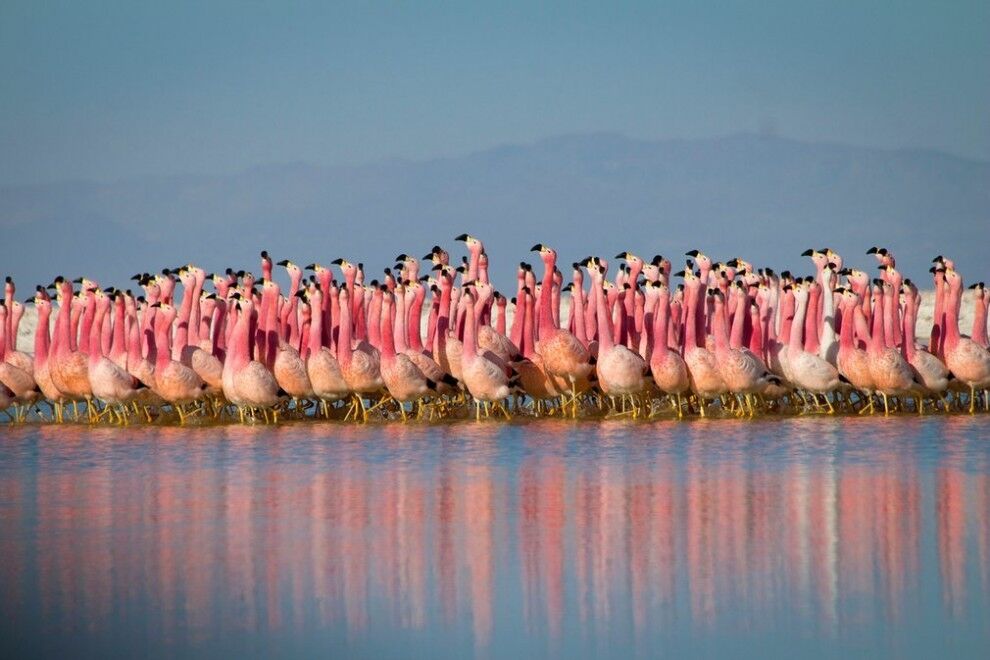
left=0, top=420, right=987, bottom=651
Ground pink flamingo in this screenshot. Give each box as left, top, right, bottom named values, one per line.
left=648, top=282, right=690, bottom=415
left=941, top=269, right=990, bottom=412
left=48, top=277, right=93, bottom=417
left=87, top=290, right=143, bottom=422
left=298, top=287, right=349, bottom=416
left=711, top=288, right=779, bottom=416
left=865, top=281, right=916, bottom=414
left=835, top=289, right=876, bottom=411
left=220, top=295, right=282, bottom=421
left=900, top=280, right=950, bottom=407
left=151, top=302, right=207, bottom=422
left=787, top=281, right=841, bottom=412
left=378, top=290, right=435, bottom=418
left=337, top=285, right=384, bottom=421
left=677, top=269, right=725, bottom=416
left=589, top=265, right=647, bottom=415
left=531, top=244, right=593, bottom=416
left=459, top=288, right=512, bottom=419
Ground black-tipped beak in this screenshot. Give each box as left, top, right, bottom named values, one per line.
left=130, top=274, right=141, bottom=281
left=685, top=250, right=700, bottom=258
left=418, top=275, right=429, bottom=282
left=866, top=247, right=878, bottom=254
left=431, top=264, right=443, bottom=272
left=276, top=259, right=289, bottom=267
left=150, top=302, right=161, bottom=308
left=932, top=255, right=943, bottom=263
left=72, top=277, right=83, bottom=284
left=304, top=263, right=316, bottom=270
left=422, top=252, right=436, bottom=260
left=615, top=252, right=628, bottom=259
left=294, top=290, right=307, bottom=298
left=801, top=249, right=814, bottom=257
left=530, top=244, right=544, bottom=252
left=24, top=296, right=34, bottom=303
left=455, top=233, right=469, bottom=242
left=330, top=258, right=344, bottom=265
left=673, top=270, right=686, bottom=278
left=395, top=254, right=407, bottom=262
left=725, top=258, right=739, bottom=267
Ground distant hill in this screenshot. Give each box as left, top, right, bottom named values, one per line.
left=2, top=133, right=988, bottom=292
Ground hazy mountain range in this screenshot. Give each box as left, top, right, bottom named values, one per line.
left=2, top=133, right=988, bottom=293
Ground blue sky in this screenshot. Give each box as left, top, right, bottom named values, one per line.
left=1, top=1, right=987, bottom=184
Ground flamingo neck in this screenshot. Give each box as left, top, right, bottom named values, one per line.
left=522, top=295, right=536, bottom=358
left=595, top=282, right=614, bottom=353
left=539, top=257, right=556, bottom=336
left=380, top=301, right=397, bottom=359
left=34, top=306, right=52, bottom=364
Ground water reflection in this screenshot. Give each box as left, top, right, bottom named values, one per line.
left=1, top=418, right=989, bottom=656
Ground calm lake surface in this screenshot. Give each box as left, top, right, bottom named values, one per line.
left=1, top=417, right=989, bottom=658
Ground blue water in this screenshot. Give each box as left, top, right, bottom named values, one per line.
left=1, top=417, right=989, bottom=658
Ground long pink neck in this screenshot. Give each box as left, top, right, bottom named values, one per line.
left=462, top=299, right=478, bottom=359
left=79, top=294, right=96, bottom=354
left=110, top=299, right=127, bottom=363
left=943, top=282, right=963, bottom=348
left=337, top=291, right=354, bottom=367
left=730, top=292, right=746, bottom=349
left=804, top=287, right=820, bottom=353
left=230, top=305, right=252, bottom=370
left=683, top=284, right=699, bottom=353
left=869, top=292, right=885, bottom=354
left=653, top=293, right=671, bottom=360
left=594, top=281, right=614, bottom=353
left=367, top=291, right=382, bottom=349
left=408, top=287, right=425, bottom=353
left=380, top=300, right=397, bottom=360
left=712, top=298, right=729, bottom=355
left=901, top=296, right=917, bottom=360
left=306, top=295, right=323, bottom=360
left=34, top=306, right=52, bottom=365
left=154, top=314, right=173, bottom=373
left=522, top=294, right=536, bottom=359
left=882, top=289, right=898, bottom=348
left=838, top=302, right=856, bottom=350
left=539, top=257, right=556, bottom=336
left=395, top=292, right=410, bottom=353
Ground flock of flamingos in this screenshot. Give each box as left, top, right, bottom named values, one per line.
left=1, top=237, right=989, bottom=424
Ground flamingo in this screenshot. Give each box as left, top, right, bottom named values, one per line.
left=151, top=302, right=207, bottom=421
left=677, top=268, right=725, bottom=416
left=86, top=290, right=144, bottom=422
left=531, top=244, right=593, bottom=416
left=459, top=288, right=512, bottom=420
left=378, top=289, right=435, bottom=419
left=337, top=285, right=384, bottom=421
left=588, top=265, right=648, bottom=415
left=221, top=295, right=283, bottom=421
left=863, top=281, right=916, bottom=414
left=710, top=288, right=779, bottom=416
left=647, top=282, right=690, bottom=415
left=298, top=287, right=349, bottom=416
left=941, top=268, right=990, bottom=412
left=787, top=281, right=841, bottom=412
left=835, top=288, right=876, bottom=411
left=900, top=280, right=950, bottom=408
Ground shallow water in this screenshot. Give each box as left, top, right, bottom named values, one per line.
left=1, top=417, right=989, bottom=658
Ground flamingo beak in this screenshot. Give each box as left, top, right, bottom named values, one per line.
left=801, top=249, right=814, bottom=257
left=455, top=233, right=469, bottom=242
left=530, top=244, right=544, bottom=252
